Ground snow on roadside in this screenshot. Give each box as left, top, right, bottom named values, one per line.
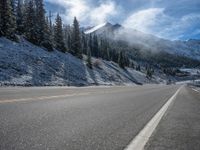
left=0, top=37, right=157, bottom=86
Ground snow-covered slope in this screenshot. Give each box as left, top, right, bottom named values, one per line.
left=0, top=37, right=158, bottom=86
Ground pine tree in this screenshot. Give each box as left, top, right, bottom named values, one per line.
left=81, top=31, right=88, bottom=55
left=63, top=25, right=68, bottom=50
left=146, top=67, right=154, bottom=78
left=64, top=25, right=72, bottom=51
left=0, top=0, right=16, bottom=39
left=100, top=38, right=110, bottom=60
left=130, top=62, right=135, bottom=69
left=35, top=0, right=46, bottom=45
left=23, top=0, right=37, bottom=44
left=16, top=0, right=23, bottom=34
left=118, top=51, right=125, bottom=69
left=11, top=0, right=17, bottom=37
left=0, top=1, right=2, bottom=36
left=54, top=14, right=66, bottom=52
left=41, top=17, right=53, bottom=51
left=67, top=32, right=72, bottom=51
left=11, top=0, right=17, bottom=32
left=89, top=34, right=93, bottom=56
left=35, top=2, right=54, bottom=51
left=124, top=55, right=130, bottom=67
left=48, top=11, right=53, bottom=33
left=48, top=11, right=54, bottom=47
left=63, top=25, right=72, bottom=51
left=87, top=48, right=92, bottom=69
left=136, top=65, right=141, bottom=71
left=93, top=35, right=99, bottom=58
left=72, top=17, right=82, bottom=59
left=105, top=48, right=110, bottom=60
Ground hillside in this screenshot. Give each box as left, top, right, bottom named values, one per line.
left=0, top=37, right=160, bottom=86
left=85, top=22, right=200, bottom=62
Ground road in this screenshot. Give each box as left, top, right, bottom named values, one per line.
left=145, top=85, right=200, bottom=150
left=0, top=84, right=199, bottom=150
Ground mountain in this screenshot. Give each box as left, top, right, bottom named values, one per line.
left=84, top=22, right=200, bottom=61
left=84, top=22, right=122, bottom=35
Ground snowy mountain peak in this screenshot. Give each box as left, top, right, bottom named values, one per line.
left=84, top=22, right=121, bottom=34
left=84, top=22, right=109, bottom=34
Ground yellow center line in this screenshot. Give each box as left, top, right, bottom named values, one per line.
left=0, top=86, right=169, bottom=104
left=0, top=93, right=90, bottom=104
left=0, top=88, right=133, bottom=104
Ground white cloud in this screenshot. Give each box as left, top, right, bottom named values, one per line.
left=123, top=8, right=200, bottom=40
left=46, top=0, right=89, bottom=23
left=90, top=1, right=117, bottom=25
left=46, top=0, right=119, bottom=25
left=46, top=0, right=200, bottom=39
left=123, top=8, right=165, bottom=33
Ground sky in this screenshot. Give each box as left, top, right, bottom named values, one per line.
left=44, top=0, right=200, bottom=40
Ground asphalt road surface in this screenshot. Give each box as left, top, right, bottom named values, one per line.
left=0, top=84, right=199, bottom=150
left=145, top=85, right=200, bottom=150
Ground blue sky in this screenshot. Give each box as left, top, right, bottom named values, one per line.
left=44, top=0, right=200, bottom=40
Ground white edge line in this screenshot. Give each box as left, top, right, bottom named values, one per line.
left=124, top=86, right=182, bottom=150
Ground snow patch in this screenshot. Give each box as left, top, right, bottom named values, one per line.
left=84, top=22, right=107, bottom=34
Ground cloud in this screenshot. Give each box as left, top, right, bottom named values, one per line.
left=46, top=0, right=120, bottom=25
left=191, top=29, right=200, bottom=36
left=46, top=0, right=89, bottom=23
left=123, top=8, right=165, bottom=33
left=122, top=8, right=200, bottom=40
left=90, top=1, right=118, bottom=25
left=45, top=0, right=200, bottom=39
left=157, top=13, right=200, bottom=40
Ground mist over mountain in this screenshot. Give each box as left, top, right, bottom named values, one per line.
left=84, top=22, right=200, bottom=61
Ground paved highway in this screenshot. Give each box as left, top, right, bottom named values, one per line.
left=0, top=85, right=199, bottom=150
left=145, top=85, right=200, bottom=150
